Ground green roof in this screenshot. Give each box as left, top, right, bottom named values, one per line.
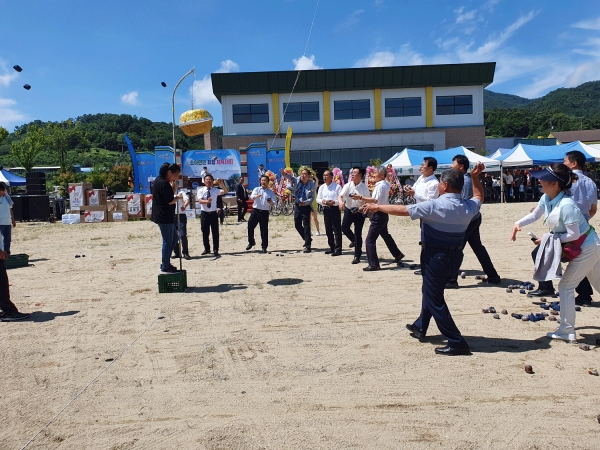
left=211, top=62, right=496, bottom=102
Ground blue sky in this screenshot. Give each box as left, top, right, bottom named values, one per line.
left=1, top=0, right=599, bottom=130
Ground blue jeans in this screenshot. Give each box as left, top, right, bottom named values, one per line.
left=157, top=223, right=177, bottom=270
left=0, top=225, right=12, bottom=255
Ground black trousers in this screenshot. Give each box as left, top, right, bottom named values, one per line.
left=450, top=215, right=499, bottom=282
left=294, top=204, right=312, bottom=248
left=322, top=206, right=342, bottom=252
left=237, top=199, right=248, bottom=221
left=0, top=260, right=18, bottom=315
left=342, top=207, right=366, bottom=257
left=532, top=245, right=593, bottom=296
left=248, top=208, right=270, bottom=249
left=365, top=212, right=402, bottom=267
left=413, top=246, right=468, bottom=349
left=200, top=211, right=219, bottom=252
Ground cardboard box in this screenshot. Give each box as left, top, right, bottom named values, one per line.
left=108, top=210, right=128, bottom=222
left=87, top=189, right=107, bottom=206
left=80, top=206, right=107, bottom=223
left=127, top=194, right=145, bottom=218
left=145, top=194, right=153, bottom=217
left=116, top=200, right=128, bottom=212
left=106, top=199, right=118, bottom=212
left=68, top=182, right=93, bottom=211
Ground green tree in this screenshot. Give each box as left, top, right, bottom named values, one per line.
left=9, top=125, right=48, bottom=171
left=0, top=126, right=8, bottom=144
left=47, top=120, right=89, bottom=173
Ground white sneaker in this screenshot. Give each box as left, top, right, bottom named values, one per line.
left=315, top=231, right=320, bottom=236
left=546, top=330, right=576, bottom=341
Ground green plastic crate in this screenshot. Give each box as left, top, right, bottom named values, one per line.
left=158, top=270, right=187, bottom=293
left=5, top=254, right=29, bottom=269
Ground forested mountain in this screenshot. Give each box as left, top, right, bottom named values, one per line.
left=484, top=90, right=531, bottom=110
left=484, top=80, right=600, bottom=138
left=0, top=114, right=222, bottom=168
left=485, top=80, right=600, bottom=118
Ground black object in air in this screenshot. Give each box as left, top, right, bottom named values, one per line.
left=161, top=82, right=167, bottom=87
left=13, top=65, right=22, bottom=72
left=23, top=84, right=31, bottom=90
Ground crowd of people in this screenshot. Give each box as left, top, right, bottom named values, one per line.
left=144, top=150, right=599, bottom=355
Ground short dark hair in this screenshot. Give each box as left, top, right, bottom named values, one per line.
left=452, top=155, right=469, bottom=171
left=352, top=166, right=365, bottom=178
left=0, top=181, right=6, bottom=191
left=565, top=150, right=586, bottom=169
left=423, top=157, right=437, bottom=171
left=260, top=175, right=270, bottom=183
left=204, top=173, right=214, bottom=181
left=440, top=169, right=464, bottom=192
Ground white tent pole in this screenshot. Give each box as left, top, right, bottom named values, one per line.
left=500, top=162, right=504, bottom=203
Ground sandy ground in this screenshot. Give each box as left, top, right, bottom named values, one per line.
left=1, top=202, right=599, bottom=450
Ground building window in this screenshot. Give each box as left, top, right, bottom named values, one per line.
left=333, top=99, right=370, bottom=120
left=232, top=103, right=269, bottom=123
left=385, top=97, right=422, bottom=117
left=283, top=102, right=319, bottom=122
left=436, top=95, right=473, bottom=115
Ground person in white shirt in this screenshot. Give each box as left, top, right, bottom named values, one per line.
left=200, top=167, right=208, bottom=184
left=317, top=170, right=343, bottom=256
left=172, top=188, right=191, bottom=260
left=196, top=174, right=228, bottom=256
left=405, top=157, right=439, bottom=203
left=404, top=157, right=439, bottom=275
left=356, top=166, right=405, bottom=271
left=246, top=175, right=276, bottom=253
left=338, top=166, right=372, bottom=264
left=503, top=170, right=513, bottom=202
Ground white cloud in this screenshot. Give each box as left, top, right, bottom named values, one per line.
left=352, top=10, right=600, bottom=99
left=335, top=10, right=364, bottom=32
left=0, top=61, right=19, bottom=87
left=0, top=98, right=26, bottom=128
left=572, top=16, right=600, bottom=30
left=121, top=91, right=139, bottom=106
left=293, top=55, right=322, bottom=70
left=190, top=59, right=240, bottom=107
left=455, top=8, right=477, bottom=24
left=215, top=59, right=239, bottom=73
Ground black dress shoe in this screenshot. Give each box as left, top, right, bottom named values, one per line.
left=445, top=281, right=459, bottom=289
left=363, top=265, right=380, bottom=272
left=214, top=251, right=220, bottom=257
left=435, top=345, right=471, bottom=356
left=394, top=252, right=405, bottom=263
left=303, top=248, right=311, bottom=253
left=260, top=249, right=267, bottom=254
left=527, top=289, right=555, bottom=297
left=201, top=250, right=210, bottom=255
left=183, top=254, right=191, bottom=260
left=325, top=250, right=333, bottom=254
left=332, top=250, right=342, bottom=256
left=171, top=254, right=180, bottom=259
left=351, top=257, right=360, bottom=264
left=246, top=243, right=255, bottom=251
left=414, top=269, right=422, bottom=275
left=484, top=277, right=502, bottom=285
left=405, top=323, right=424, bottom=340
left=575, top=295, right=593, bottom=306
left=349, top=242, right=355, bottom=248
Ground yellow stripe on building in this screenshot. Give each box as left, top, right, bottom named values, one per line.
left=374, top=89, right=382, bottom=130
left=425, top=86, right=433, bottom=128
left=272, top=93, right=280, bottom=134
left=323, top=91, right=330, bottom=132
